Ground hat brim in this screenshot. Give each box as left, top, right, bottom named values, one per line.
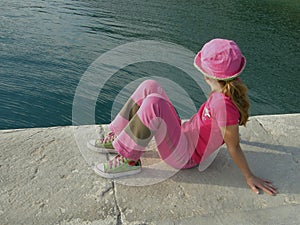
left=194, top=51, right=246, bottom=81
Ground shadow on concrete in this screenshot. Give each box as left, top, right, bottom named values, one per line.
left=241, top=139, right=299, bottom=158
left=114, top=141, right=299, bottom=194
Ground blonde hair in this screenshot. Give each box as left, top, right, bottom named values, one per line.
left=219, top=79, right=250, bottom=126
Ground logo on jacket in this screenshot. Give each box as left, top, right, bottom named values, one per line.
left=203, top=107, right=211, bottom=119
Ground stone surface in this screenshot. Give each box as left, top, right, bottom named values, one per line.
left=0, top=126, right=117, bottom=225
left=0, top=114, right=299, bottom=225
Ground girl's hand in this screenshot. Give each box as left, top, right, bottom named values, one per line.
left=222, top=125, right=277, bottom=196
left=246, top=175, right=277, bottom=196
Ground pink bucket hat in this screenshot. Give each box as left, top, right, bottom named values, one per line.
left=194, top=38, right=246, bottom=80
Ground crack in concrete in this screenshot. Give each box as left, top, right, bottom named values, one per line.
left=30, top=167, right=39, bottom=180
left=100, top=185, right=113, bottom=197
left=255, top=118, right=299, bottom=165
left=25, top=130, right=44, bottom=140
left=255, top=118, right=269, bottom=135
left=112, top=181, right=123, bottom=225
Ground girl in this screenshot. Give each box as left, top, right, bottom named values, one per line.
left=88, top=38, right=277, bottom=196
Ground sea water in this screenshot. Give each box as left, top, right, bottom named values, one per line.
left=0, top=0, right=299, bottom=129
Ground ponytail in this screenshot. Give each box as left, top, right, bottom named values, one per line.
left=219, top=79, right=250, bottom=126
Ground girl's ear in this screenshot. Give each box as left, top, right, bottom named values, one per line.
left=204, top=76, right=210, bottom=81
left=204, top=76, right=210, bottom=85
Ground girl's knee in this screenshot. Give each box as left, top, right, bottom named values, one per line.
left=140, top=79, right=160, bottom=87
left=144, top=93, right=169, bottom=105
left=139, top=79, right=162, bottom=93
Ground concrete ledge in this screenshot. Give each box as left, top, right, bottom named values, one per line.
left=0, top=114, right=299, bottom=225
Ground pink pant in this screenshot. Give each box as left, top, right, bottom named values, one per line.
left=109, top=80, right=198, bottom=169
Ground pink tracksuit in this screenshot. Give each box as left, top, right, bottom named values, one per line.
left=109, top=79, right=240, bottom=169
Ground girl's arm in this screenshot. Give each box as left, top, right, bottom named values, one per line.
left=221, top=125, right=277, bottom=196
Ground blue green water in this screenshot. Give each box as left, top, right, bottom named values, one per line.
left=1, top=0, right=299, bottom=129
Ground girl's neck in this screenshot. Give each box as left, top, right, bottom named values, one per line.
left=209, top=82, right=223, bottom=93
left=210, top=87, right=222, bottom=93
left=205, top=76, right=223, bottom=93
